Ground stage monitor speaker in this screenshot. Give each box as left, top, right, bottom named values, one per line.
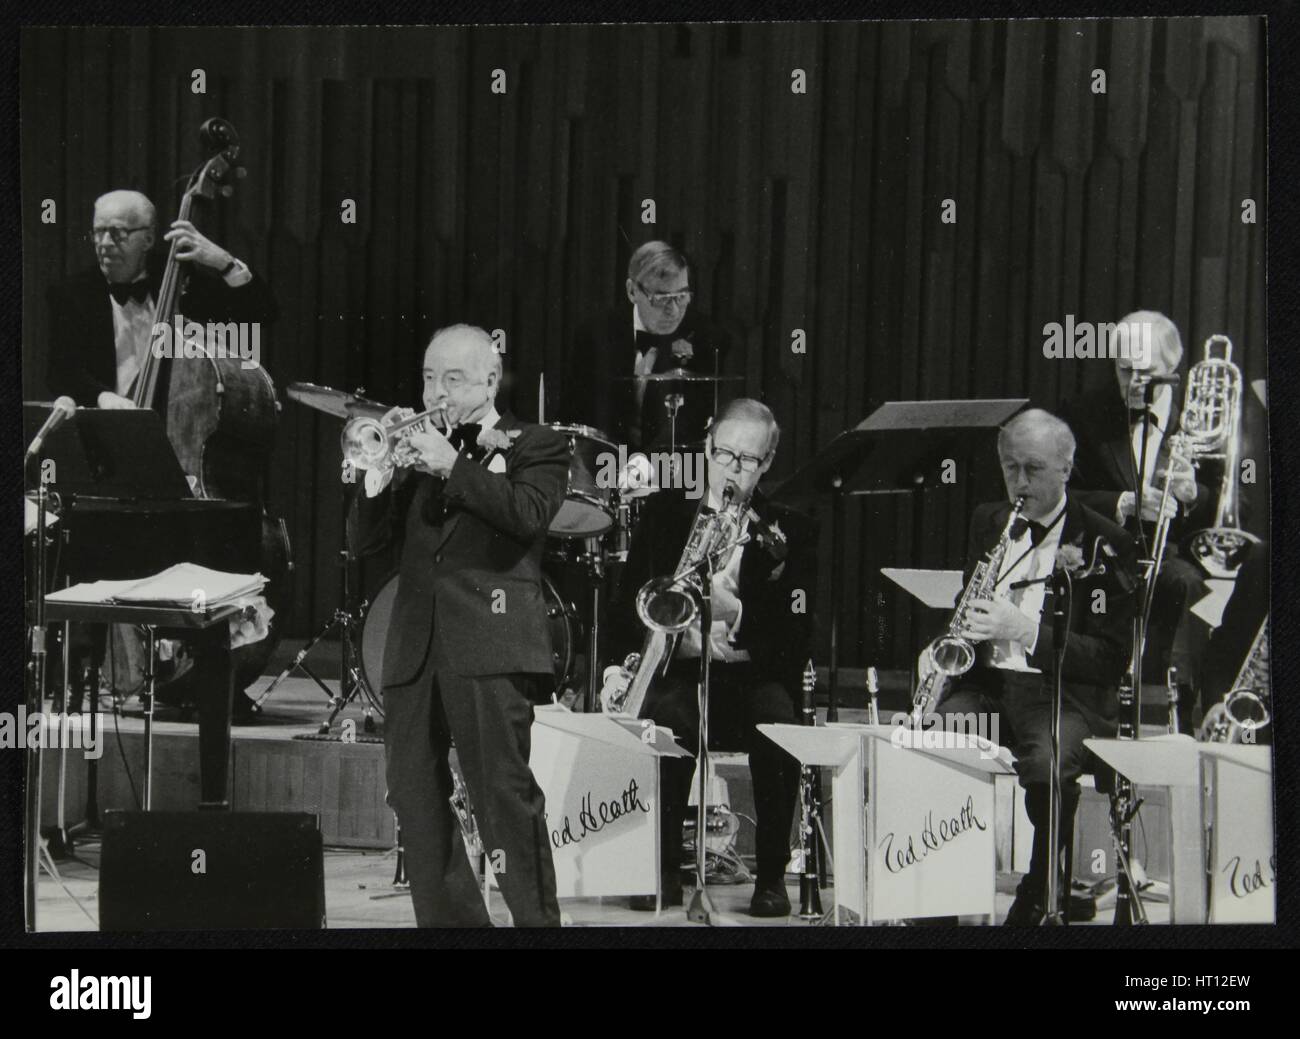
left=99, top=811, right=325, bottom=931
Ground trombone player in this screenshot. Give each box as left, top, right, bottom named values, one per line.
left=1059, top=313, right=1212, bottom=725
left=919, top=409, right=1137, bottom=924
left=604, top=399, right=817, bottom=916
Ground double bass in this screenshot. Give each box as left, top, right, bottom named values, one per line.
left=130, top=118, right=291, bottom=689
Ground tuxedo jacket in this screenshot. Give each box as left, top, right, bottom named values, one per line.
left=1059, top=385, right=1214, bottom=543
left=351, top=414, right=569, bottom=685
left=607, top=488, right=818, bottom=694
left=560, top=306, right=731, bottom=450
left=960, top=496, right=1138, bottom=717
left=46, top=251, right=278, bottom=406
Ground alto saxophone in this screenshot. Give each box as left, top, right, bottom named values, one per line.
left=604, top=485, right=750, bottom=717
left=1200, top=615, right=1270, bottom=744
left=909, top=497, right=1027, bottom=726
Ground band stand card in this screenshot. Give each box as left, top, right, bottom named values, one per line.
left=760, top=722, right=1014, bottom=923
left=24, top=404, right=193, bottom=499
left=491, top=707, right=689, bottom=902
left=1085, top=738, right=1275, bottom=924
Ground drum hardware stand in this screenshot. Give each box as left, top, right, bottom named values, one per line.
left=665, top=394, right=684, bottom=458
left=581, top=543, right=605, bottom=713
left=254, top=506, right=379, bottom=735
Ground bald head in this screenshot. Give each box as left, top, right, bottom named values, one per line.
left=422, top=323, right=502, bottom=425
left=92, top=190, right=157, bottom=283
left=997, top=409, right=1075, bottom=520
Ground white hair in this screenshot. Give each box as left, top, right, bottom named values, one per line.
left=93, top=190, right=156, bottom=229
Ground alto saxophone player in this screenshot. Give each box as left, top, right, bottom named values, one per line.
left=917, top=409, right=1136, bottom=925
left=350, top=324, right=569, bottom=927
left=605, top=399, right=817, bottom=916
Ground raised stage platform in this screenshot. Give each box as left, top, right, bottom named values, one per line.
left=33, top=663, right=1177, bottom=930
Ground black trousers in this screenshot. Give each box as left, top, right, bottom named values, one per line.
left=384, top=663, right=560, bottom=927
left=941, top=669, right=1112, bottom=899
left=641, top=660, right=800, bottom=883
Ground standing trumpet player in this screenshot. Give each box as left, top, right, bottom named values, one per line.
left=350, top=324, right=569, bottom=927
left=918, top=409, right=1137, bottom=925
left=605, top=399, right=817, bottom=916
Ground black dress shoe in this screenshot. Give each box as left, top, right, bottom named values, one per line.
left=1003, top=888, right=1097, bottom=926
left=231, top=693, right=261, bottom=723
left=748, top=880, right=792, bottom=918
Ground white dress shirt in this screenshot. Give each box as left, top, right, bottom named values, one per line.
left=983, top=496, right=1067, bottom=674
left=1130, top=385, right=1171, bottom=492
left=108, top=260, right=253, bottom=399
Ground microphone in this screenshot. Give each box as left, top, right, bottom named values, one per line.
left=25, top=396, right=76, bottom=463
left=1133, top=373, right=1181, bottom=387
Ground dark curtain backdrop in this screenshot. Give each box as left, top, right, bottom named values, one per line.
left=21, top=19, right=1267, bottom=668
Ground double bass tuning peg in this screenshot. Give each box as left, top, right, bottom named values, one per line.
left=220, top=185, right=235, bottom=198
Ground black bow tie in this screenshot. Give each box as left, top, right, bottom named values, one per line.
left=1128, top=406, right=1163, bottom=428
left=108, top=280, right=151, bottom=305
left=1010, top=517, right=1049, bottom=546
left=447, top=423, right=482, bottom=452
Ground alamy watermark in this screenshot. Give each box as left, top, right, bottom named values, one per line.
left=596, top=446, right=707, bottom=499
left=887, top=710, right=1001, bottom=760
left=151, top=313, right=262, bottom=370
left=1, top=708, right=102, bottom=760
left=1042, top=315, right=1152, bottom=366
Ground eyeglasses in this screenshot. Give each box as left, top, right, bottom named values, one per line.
left=710, top=445, right=769, bottom=473
left=90, top=226, right=150, bottom=246
left=635, top=281, right=693, bottom=311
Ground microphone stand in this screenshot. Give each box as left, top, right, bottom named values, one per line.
left=1042, top=568, right=1071, bottom=926
left=24, top=474, right=56, bottom=931
left=685, top=547, right=718, bottom=925
left=1112, top=380, right=1158, bottom=926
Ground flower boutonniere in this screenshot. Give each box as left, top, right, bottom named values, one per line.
left=1053, top=541, right=1086, bottom=576
left=477, top=427, right=521, bottom=455
left=671, top=337, right=694, bottom=364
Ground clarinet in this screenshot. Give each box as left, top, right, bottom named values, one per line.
left=798, top=659, right=825, bottom=919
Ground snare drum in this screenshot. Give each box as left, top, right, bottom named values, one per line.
left=545, top=423, right=618, bottom=538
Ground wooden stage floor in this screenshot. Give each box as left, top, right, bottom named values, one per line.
left=33, top=667, right=1171, bottom=931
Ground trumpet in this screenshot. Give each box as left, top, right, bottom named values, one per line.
left=341, top=403, right=449, bottom=476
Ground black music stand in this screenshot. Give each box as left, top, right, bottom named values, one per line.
left=22, top=405, right=194, bottom=500
left=773, top=399, right=1027, bottom=720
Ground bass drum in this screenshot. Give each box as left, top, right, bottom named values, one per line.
left=359, top=572, right=578, bottom=714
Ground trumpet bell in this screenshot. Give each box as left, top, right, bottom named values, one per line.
left=340, top=415, right=392, bottom=471
left=929, top=635, right=976, bottom=677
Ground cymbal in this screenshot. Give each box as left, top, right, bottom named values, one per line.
left=612, top=367, right=744, bottom=383
left=286, top=382, right=388, bottom=420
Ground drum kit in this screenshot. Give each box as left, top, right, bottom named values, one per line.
left=281, top=369, right=739, bottom=720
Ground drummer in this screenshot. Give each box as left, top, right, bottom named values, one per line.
left=560, top=241, right=732, bottom=453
